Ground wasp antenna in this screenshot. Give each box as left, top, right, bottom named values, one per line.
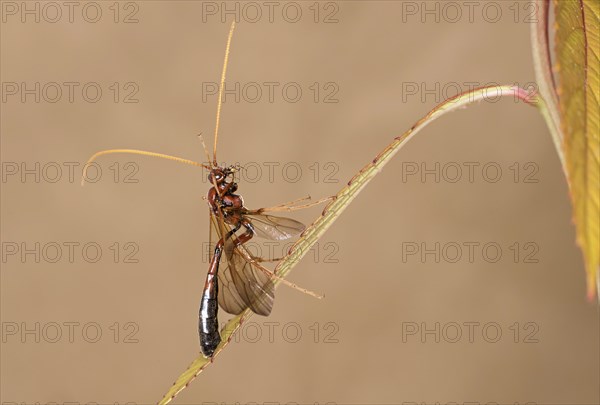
left=197, top=133, right=213, bottom=168
left=80, top=149, right=210, bottom=186
left=213, top=21, right=236, bottom=166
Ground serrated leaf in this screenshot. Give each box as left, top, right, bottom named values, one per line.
left=531, top=0, right=563, bottom=161
left=554, top=0, right=600, bottom=300
left=159, top=85, right=537, bottom=404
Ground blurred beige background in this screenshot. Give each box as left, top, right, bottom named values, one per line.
left=1, top=1, right=598, bottom=404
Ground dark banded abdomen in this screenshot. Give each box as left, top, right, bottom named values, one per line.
left=199, top=245, right=222, bottom=357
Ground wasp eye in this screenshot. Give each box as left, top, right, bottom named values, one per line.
left=208, top=171, right=223, bottom=183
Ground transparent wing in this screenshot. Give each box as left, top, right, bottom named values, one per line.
left=209, top=211, right=275, bottom=316
left=224, top=234, right=274, bottom=316
left=208, top=211, right=246, bottom=315
left=244, top=214, right=306, bottom=240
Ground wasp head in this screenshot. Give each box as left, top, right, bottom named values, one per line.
left=208, top=166, right=238, bottom=192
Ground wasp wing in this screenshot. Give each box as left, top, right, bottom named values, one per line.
left=209, top=210, right=275, bottom=316
left=244, top=213, right=306, bottom=240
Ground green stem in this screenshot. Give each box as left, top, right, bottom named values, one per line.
left=159, top=84, right=541, bottom=404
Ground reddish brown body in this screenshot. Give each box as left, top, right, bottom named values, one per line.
left=207, top=167, right=249, bottom=228
left=199, top=165, right=307, bottom=357
left=83, top=22, right=311, bottom=362
left=199, top=166, right=254, bottom=357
